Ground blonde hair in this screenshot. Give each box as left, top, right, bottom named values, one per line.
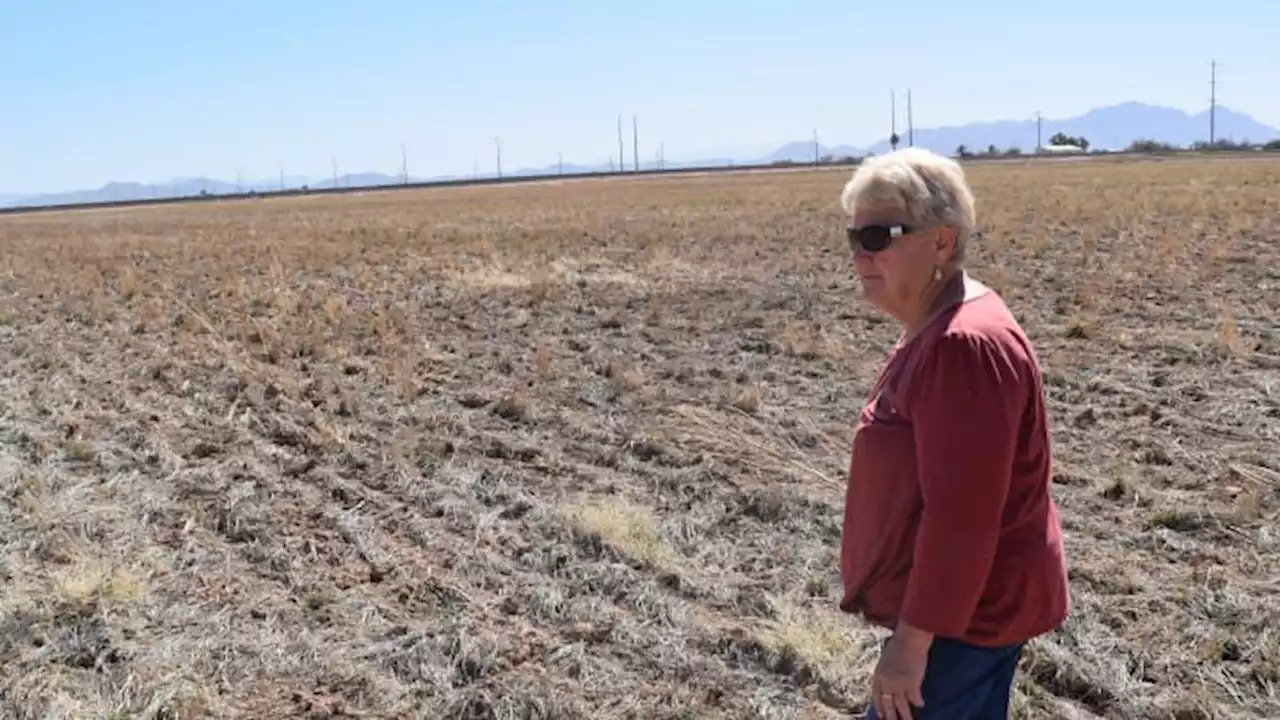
left=839, top=147, right=977, bottom=261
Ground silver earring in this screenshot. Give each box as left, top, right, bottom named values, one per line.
left=933, top=267, right=942, bottom=282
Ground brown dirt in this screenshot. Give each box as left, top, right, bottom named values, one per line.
left=1, top=157, right=1277, bottom=719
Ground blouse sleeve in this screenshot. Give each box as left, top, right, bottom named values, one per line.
left=897, top=329, right=1027, bottom=638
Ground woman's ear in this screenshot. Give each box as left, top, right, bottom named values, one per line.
left=935, top=226, right=958, bottom=263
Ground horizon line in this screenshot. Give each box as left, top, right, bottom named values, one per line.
left=4, top=99, right=1273, bottom=199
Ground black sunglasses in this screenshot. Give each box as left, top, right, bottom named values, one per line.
left=847, top=223, right=915, bottom=253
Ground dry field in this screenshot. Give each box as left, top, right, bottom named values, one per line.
left=1, top=156, right=1278, bottom=719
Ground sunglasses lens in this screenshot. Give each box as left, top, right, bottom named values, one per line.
left=847, top=226, right=893, bottom=252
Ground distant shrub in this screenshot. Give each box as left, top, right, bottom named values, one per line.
left=1049, top=132, right=1090, bottom=151
left=1191, top=138, right=1255, bottom=151
left=1128, top=139, right=1179, bottom=153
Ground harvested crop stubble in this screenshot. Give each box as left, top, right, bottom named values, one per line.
left=1, top=156, right=1278, bottom=719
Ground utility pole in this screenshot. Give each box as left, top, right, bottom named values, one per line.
left=813, top=128, right=820, bottom=165
left=332, top=156, right=338, bottom=188
left=632, top=114, right=639, bottom=171
left=279, top=164, right=284, bottom=191
left=1209, top=59, right=1220, bottom=146
left=558, top=152, right=564, bottom=175
left=401, top=143, right=408, bottom=184
left=617, top=114, right=624, bottom=172
left=907, top=89, right=914, bottom=146
left=890, top=90, right=900, bottom=151
left=1036, top=111, right=1043, bottom=152
left=659, top=142, right=664, bottom=169
left=495, top=137, right=502, bottom=179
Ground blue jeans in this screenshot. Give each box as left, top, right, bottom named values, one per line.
left=864, top=636, right=1025, bottom=719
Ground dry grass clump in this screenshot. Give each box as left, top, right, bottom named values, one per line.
left=1, top=156, right=1278, bottom=718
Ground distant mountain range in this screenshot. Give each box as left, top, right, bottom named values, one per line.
left=761, top=101, right=1278, bottom=162
left=4, top=102, right=1277, bottom=209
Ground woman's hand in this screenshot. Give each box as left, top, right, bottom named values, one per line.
left=871, top=625, right=932, bottom=719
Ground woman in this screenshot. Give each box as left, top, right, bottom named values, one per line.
left=836, top=148, right=1072, bottom=720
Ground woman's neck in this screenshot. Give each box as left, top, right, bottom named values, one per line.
left=898, top=270, right=972, bottom=344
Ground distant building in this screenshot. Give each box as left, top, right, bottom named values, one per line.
left=1037, top=144, right=1087, bottom=155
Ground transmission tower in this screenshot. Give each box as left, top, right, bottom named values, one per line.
left=1209, top=59, right=1222, bottom=146
left=889, top=89, right=900, bottom=151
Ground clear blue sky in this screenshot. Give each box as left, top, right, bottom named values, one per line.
left=2, top=0, right=1276, bottom=195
